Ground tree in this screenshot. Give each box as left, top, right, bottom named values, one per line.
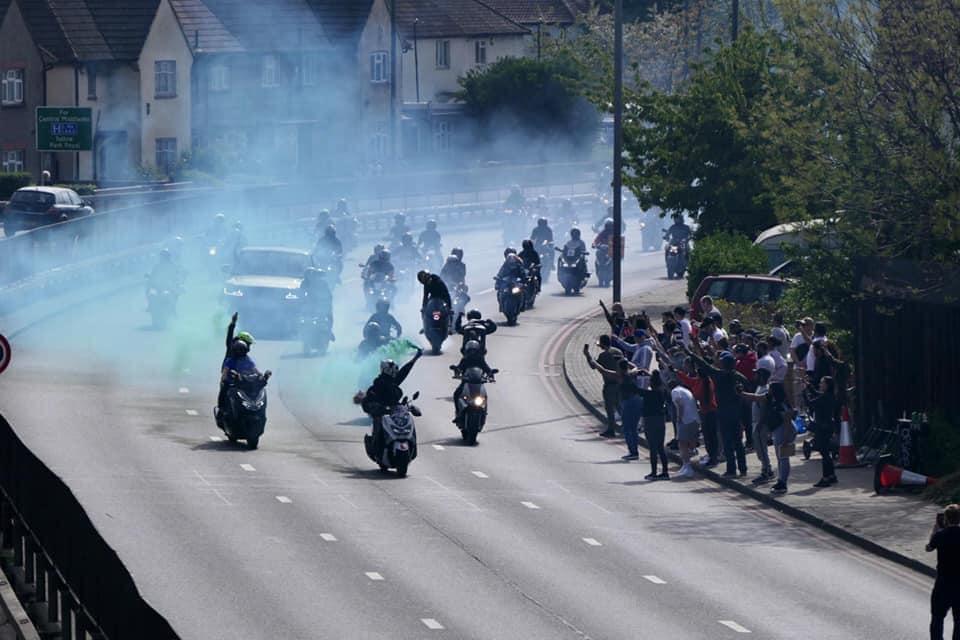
left=456, top=56, right=598, bottom=160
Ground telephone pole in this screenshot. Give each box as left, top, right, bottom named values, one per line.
left=611, top=0, right=624, bottom=303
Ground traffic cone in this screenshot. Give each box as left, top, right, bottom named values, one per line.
left=837, top=407, right=860, bottom=467
left=874, top=462, right=937, bottom=493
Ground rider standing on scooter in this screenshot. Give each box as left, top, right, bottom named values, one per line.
left=450, top=340, right=496, bottom=423
left=455, top=309, right=497, bottom=355
left=418, top=270, right=452, bottom=310
left=217, top=313, right=260, bottom=424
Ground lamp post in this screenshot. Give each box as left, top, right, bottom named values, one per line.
left=413, top=18, right=420, bottom=102
left=390, top=0, right=398, bottom=160
left=612, top=0, right=624, bottom=303
left=537, top=18, right=543, bottom=61
left=731, top=0, right=739, bottom=41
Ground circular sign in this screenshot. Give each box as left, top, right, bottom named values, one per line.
left=0, top=334, right=10, bottom=376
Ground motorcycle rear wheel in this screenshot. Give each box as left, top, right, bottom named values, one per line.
left=246, top=435, right=259, bottom=450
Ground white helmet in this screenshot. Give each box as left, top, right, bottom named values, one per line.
left=380, top=360, right=399, bottom=377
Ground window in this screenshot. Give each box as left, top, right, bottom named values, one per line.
left=262, top=55, right=278, bottom=87
left=435, top=40, right=450, bottom=69
left=301, top=53, right=320, bottom=86
left=210, top=64, right=229, bottom=91
left=370, top=51, right=388, bottom=83
left=155, top=137, right=177, bottom=173
left=369, top=122, right=388, bottom=158
left=433, top=120, right=452, bottom=151
left=86, top=65, right=97, bottom=99
left=474, top=40, right=487, bottom=65
left=1, top=150, right=24, bottom=172
left=1, top=69, right=24, bottom=105
left=154, top=60, right=176, bottom=98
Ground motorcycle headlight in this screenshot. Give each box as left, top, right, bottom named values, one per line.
left=511, top=287, right=521, bottom=295
left=241, top=399, right=264, bottom=411
left=208, top=247, right=217, bottom=256
left=223, top=288, right=244, bottom=297
left=285, top=292, right=299, bottom=300
left=472, top=396, right=485, bottom=407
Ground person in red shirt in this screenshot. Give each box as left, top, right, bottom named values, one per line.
left=734, top=344, right=758, bottom=450
left=671, top=359, right=720, bottom=467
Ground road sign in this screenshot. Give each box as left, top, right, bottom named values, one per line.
left=36, top=107, right=92, bottom=151
left=0, top=334, right=10, bottom=376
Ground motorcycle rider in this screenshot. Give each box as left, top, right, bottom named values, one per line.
left=217, top=313, right=259, bottom=424
left=225, top=221, right=247, bottom=260
left=357, top=321, right=391, bottom=359
left=563, top=228, right=588, bottom=255
left=665, top=213, right=692, bottom=247
left=393, top=232, right=421, bottom=268
left=366, top=300, right=403, bottom=339
left=299, top=268, right=335, bottom=340
left=418, top=220, right=442, bottom=252
left=496, top=248, right=527, bottom=282
left=360, top=350, right=424, bottom=455
left=314, top=209, right=332, bottom=236
left=440, top=251, right=466, bottom=288
left=205, top=213, right=228, bottom=243
left=531, top=217, right=554, bottom=245
left=147, top=249, right=183, bottom=302
left=365, top=248, right=395, bottom=281
left=388, top=213, right=410, bottom=246
left=418, top=269, right=452, bottom=312
left=455, top=309, right=497, bottom=354
left=313, top=225, right=344, bottom=271
left=450, top=340, right=497, bottom=424
left=519, top=239, right=542, bottom=293
left=593, top=218, right=616, bottom=248
left=334, top=198, right=350, bottom=217
left=505, top=184, right=525, bottom=210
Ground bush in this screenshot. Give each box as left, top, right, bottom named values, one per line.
left=919, top=413, right=960, bottom=479
left=685, top=232, right=768, bottom=298
left=925, top=471, right=960, bottom=507
left=0, top=173, right=32, bottom=199
left=53, top=183, right=97, bottom=195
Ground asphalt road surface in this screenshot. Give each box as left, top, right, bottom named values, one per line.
left=0, top=222, right=939, bottom=639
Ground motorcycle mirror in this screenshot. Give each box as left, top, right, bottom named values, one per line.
left=411, top=391, right=420, bottom=400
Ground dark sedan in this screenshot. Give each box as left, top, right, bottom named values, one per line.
left=222, top=246, right=315, bottom=336
left=2, top=187, right=94, bottom=235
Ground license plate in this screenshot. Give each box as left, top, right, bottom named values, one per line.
left=396, top=441, right=410, bottom=451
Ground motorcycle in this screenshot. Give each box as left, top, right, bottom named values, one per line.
left=496, top=275, right=525, bottom=326
left=422, top=245, right=444, bottom=274
left=312, top=250, right=343, bottom=285
left=523, top=264, right=541, bottom=310
left=421, top=297, right=451, bottom=355
left=363, top=271, right=396, bottom=312
left=217, top=370, right=271, bottom=450
left=501, top=208, right=527, bottom=247
left=145, top=275, right=178, bottom=329
left=555, top=246, right=590, bottom=295
left=452, top=367, right=496, bottom=446
left=450, top=282, right=470, bottom=316
left=595, top=244, right=613, bottom=288
left=336, top=216, right=359, bottom=252
left=536, top=240, right=555, bottom=283
left=299, top=313, right=333, bottom=356
left=663, top=233, right=689, bottom=279
left=364, top=392, right=421, bottom=477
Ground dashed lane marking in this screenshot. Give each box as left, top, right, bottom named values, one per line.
left=521, top=501, right=541, bottom=510
left=365, top=572, right=385, bottom=581
left=178, top=387, right=189, bottom=394
left=477, top=288, right=494, bottom=295
left=582, top=537, right=602, bottom=546
left=432, top=444, right=445, bottom=451
left=209, top=435, right=223, bottom=442
left=239, top=464, right=256, bottom=472
left=471, top=471, right=489, bottom=478
left=185, top=409, right=199, bottom=416
left=643, top=575, right=667, bottom=584
left=421, top=619, right=444, bottom=630
left=276, top=496, right=292, bottom=504
left=718, top=620, right=751, bottom=633
left=320, top=533, right=337, bottom=542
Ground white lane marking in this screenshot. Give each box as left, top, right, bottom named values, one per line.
left=582, top=537, right=602, bottom=546
left=643, top=575, right=667, bottom=584
left=320, top=533, right=337, bottom=542
left=239, top=464, right=256, bottom=472
left=185, top=409, right=199, bottom=416
left=178, top=387, right=189, bottom=394
left=276, top=496, right=292, bottom=504
left=365, top=572, right=384, bottom=581
left=471, top=471, right=489, bottom=479
left=477, top=288, right=494, bottom=295
left=521, top=501, right=541, bottom=510
left=421, top=618, right=444, bottom=630
left=432, top=444, right=445, bottom=451
left=718, top=620, right=751, bottom=633
left=209, top=435, right=223, bottom=442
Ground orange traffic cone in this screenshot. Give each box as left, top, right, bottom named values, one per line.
left=837, top=406, right=859, bottom=467
left=874, top=461, right=937, bottom=493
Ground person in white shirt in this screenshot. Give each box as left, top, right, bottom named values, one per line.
left=674, top=305, right=693, bottom=348
left=771, top=312, right=790, bottom=359
left=669, top=381, right=700, bottom=478
left=789, top=317, right=814, bottom=365
left=766, top=336, right=788, bottom=386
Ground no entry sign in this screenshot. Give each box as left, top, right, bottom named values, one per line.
left=0, top=334, right=10, bottom=376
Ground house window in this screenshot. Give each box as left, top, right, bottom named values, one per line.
left=434, top=120, right=452, bottom=151
left=301, top=53, right=320, bottom=86
left=435, top=40, right=450, bottom=69
left=210, top=64, right=229, bottom=91
left=154, top=60, right=176, bottom=98
left=1, top=150, right=25, bottom=172
left=1, top=69, right=24, bottom=105
left=475, top=40, right=487, bottom=65
left=262, top=55, right=278, bottom=87
left=369, top=122, right=388, bottom=158
left=155, top=137, right=177, bottom=173
left=370, top=51, right=388, bottom=83
left=86, top=65, right=97, bottom=99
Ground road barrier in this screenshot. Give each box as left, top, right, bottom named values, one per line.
left=0, top=415, right=179, bottom=639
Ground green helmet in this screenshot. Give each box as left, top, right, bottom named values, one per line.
left=235, top=331, right=255, bottom=345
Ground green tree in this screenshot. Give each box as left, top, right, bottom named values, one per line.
left=456, top=56, right=598, bottom=158
left=685, top=231, right=768, bottom=297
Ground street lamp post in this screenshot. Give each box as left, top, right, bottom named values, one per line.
left=731, top=0, right=740, bottom=41
left=612, top=0, right=624, bottom=303
left=537, top=18, right=543, bottom=61
left=413, top=18, right=420, bottom=102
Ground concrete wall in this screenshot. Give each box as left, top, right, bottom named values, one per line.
left=139, top=0, right=192, bottom=175
left=0, top=0, right=45, bottom=181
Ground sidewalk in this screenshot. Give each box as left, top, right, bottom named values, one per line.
left=563, top=288, right=939, bottom=576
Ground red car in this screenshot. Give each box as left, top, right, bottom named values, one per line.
left=690, top=274, right=789, bottom=320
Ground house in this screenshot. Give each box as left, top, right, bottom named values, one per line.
left=0, top=0, right=45, bottom=178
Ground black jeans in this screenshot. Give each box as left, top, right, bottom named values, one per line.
left=931, top=577, right=960, bottom=639
left=702, top=411, right=719, bottom=461
left=602, top=384, right=621, bottom=433
left=814, top=424, right=835, bottom=478
left=719, top=404, right=746, bottom=474
left=644, top=414, right=669, bottom=474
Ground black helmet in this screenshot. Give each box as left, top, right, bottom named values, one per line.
left=230, top=339, right=250, bottom=357
left=401, top=232, right=413, bottom=245
left=375, top=299, right=390, bottom=313
left=159, top=248, right=172, bottom=261
left=537, top=217, right=548, bottom=227
left=504, top=247, right=516, bottom=258
left=417, top=270, right=430, bottom=284
left=394, top=212, right=406, bottom=223
left=451, top=247, right=463, bottom=261
left=317, top=208, right=330, bottom=219
left=378, top=249, right=391, bottom=261
left=603, top=218, right=614, bottom=231
left=445, top=255, right=458, bottom=265
left=464, top=340, right=481, bottom=355
left=426, top=220, right=437, bottom=230
left=373, top=243, right=385, bottom=254
left=522, top=239, right=534, bottom=251
left=336, top=198, right=348, bottom=209
left=570, top=228, right=581, bottom=239
left=324, top=225, right=337, bottom=237
left=363, top=322, right=382, bottom=340
left=467, top=309, right=482, bottom=321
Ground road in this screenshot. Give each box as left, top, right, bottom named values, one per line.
left=0, top=221, right=939, bottom=639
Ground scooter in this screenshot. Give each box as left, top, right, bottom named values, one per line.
left=556, top=246, right=590, bottom=295
left=450, top=282, right=470, bottom=316
left=364, top=392, right=421, bottom=477
left=217, top=370, right=271, bottom=450
left=299, top=313, right=333, bottom=356
left=496, top=275, right=525, bottom=326
left=363, top=271, right=396, bottom=312
left=145, top=276, right=179, bottom=329
left=595, top=244, right=613, bottom=288
left=536, top=240, right=555, bottom=283
left=523, top=263, right=541, bottom=310
left=422, top=245, right=444, bottom=274
left=452, top=367, right=497, bottom=446
left=663, top=233, right=689, bottom=279
left=421, top=297, right=451, bottom=355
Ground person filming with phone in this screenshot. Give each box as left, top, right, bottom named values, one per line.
left=927, top=503, right=960, bottom=639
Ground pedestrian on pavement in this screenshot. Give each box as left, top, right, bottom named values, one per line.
left=674, top=305, right=693, bottom=347
left=734, top=343, right=758, bottom=452
left=583, top=345, right=643, bottom=460
left=639, top=371, right=670, bottom=479
left=688, top=345, right=748, bottom=477
left=612, top=331, right=655, bottom=373
left=766, top=384, right=795, bottom=495
left=766, top=336, right=788, bottom=398
left=700, top=295, right=723, bottom=326
left=739, top=367, right=775, bottom=485
left=806, top=375, right=839, bottom=487
left=926, top=504, right=960, bottom=640
left=599, top=300, right=627, bottom=337
left=771, top=312, right=790, bottom=360
left=669, top=380, right=700, bottom=478
left=588, top=335, right=623, bottom=438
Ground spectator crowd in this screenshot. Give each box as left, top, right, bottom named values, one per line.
left=582, top=297, right=849, bottom=495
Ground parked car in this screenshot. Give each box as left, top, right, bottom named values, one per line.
left=1, top=187, right=94, bottom=236
left=222, top=246, right=316, bottom=336
left=690, top=274, right=789, bottom=320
